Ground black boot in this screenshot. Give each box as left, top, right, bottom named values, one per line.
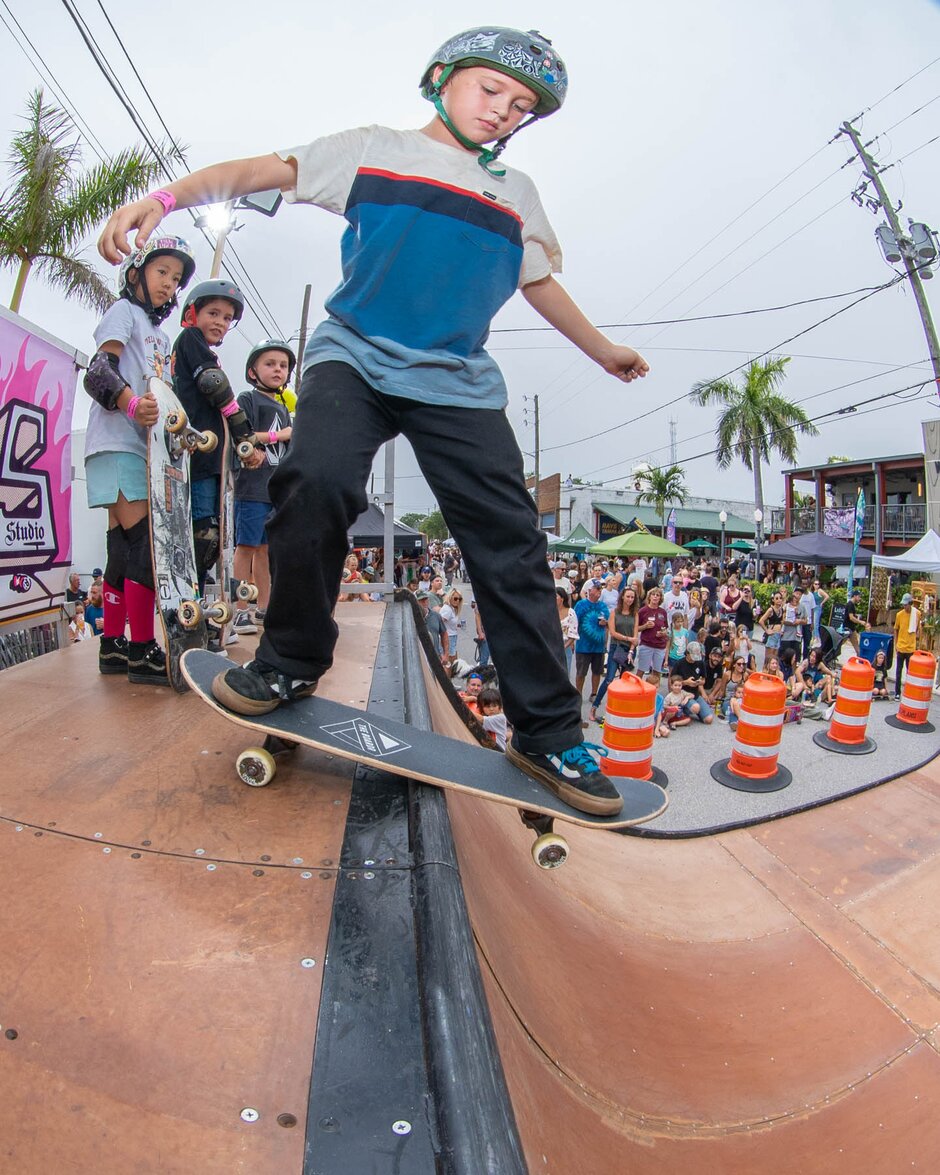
left=127, top=640, right=170, bottom=686
left=98, top=635, right=129, bottom=675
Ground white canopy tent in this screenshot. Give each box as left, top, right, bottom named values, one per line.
left=872, top=529, right=940, bottom=572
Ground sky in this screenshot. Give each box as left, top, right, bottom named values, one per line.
left=1, top=0, right=939, bottom=516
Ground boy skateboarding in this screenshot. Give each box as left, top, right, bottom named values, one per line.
left=97, top=27, right=649, bottom=817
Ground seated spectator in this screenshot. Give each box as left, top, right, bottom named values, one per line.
left=675, top=643, right=714, bottom=723
left=734, top=623, right=754, bottom=669
left=703, top=645, right=728, bottom=711
left=479, top=686, right=507, bottom=751
left=872, top=649, right=890, bottom=699
left=662, top=674, right=694, bottom=730
left=69, top=603, right=95, bottom=642
left=715, top=655, right=749, bottom=720
left=763, top=653, right=784, bottom=682
left=795, top=648, right=836, bottom=705
left=459, top=671, right=484, bottom=716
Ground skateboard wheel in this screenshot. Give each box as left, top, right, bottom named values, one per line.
left=236, top=582, right=258, bottom=602
left=166, top=409, right=188, bottom=433
left=236, top=440, right=255, bottom=462
left=531, top=832, right=569, bottom=870
left=178, top=599, right=202, bottom=629
left=207, top=600, right=233, bottom=626
left=196, top=430, right=218, bottom=453
left=237, top=747, right=276, bottom=787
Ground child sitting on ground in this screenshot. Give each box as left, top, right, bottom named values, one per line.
left=872, top=649, right=890, bottom=699
left=479, top=686, right=507, bottom=752
left=662, top=674, right=694, bottom=730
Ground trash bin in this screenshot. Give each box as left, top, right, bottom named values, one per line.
left=859, top=630, right=893, bottom=669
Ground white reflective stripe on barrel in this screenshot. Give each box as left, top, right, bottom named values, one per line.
left=739, top=709, right=785, bottom=728
left=906, top=673, right=934, bottom=690
left=601, top=745, right=653, bottom=763
left=603, top=712, right=654, bottom=731
left=731, top=741, right=779, bottom=759
left=836, top=686, right=872, bottom=703
left=900, top=697, right=930, bottom=712
left=830, top=711, right=868, bottom=727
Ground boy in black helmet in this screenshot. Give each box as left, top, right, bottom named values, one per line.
left=231, top=340, right=295, bottom=634
left=171, top=279, right=261, bottom=594
left=99, top=27, right=649, bottom=818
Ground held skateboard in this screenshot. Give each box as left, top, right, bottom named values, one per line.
left=181, top=648, right=669, bottom=868
left=146, top=379, right=231, bottom=691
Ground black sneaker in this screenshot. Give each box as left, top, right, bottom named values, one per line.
left=127, top=640, right=169, bottom=686
left=232, top=610, right=258, bottom=635
left=211, top=657, right=318, bottom=716
left=99, top=635, right=129, bottom=675
left=506, top=740, right=623, bottom=817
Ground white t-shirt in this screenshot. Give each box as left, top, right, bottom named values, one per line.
left=439, top=604, right=459, bottom=638
left=84, top=299, right=171, bottom=461
left=277, top=126, right=561, bottom=409
left=663, top=590, right=690, bottom=621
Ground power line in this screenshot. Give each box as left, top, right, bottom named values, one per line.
left=0, top=1, right=109, bottom=163
left=861, top=54, right=940, bottom=114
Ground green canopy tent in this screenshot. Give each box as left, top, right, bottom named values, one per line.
left=589, top=532, right=690, bottom=559
left=547, top=523, right=596, bottom=553
left=729, top=540, right=754, bottom=552
left=685, top=538, right=718, bottom=550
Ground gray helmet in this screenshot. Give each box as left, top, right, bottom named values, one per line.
left=245, top=338, right=296, bottom=384
left=421, top=28, right=568, bottom=116
left=181, top=279, right=244, bottom=324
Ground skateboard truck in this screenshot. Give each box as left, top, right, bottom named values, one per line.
left=235, top=581, right=259, bottom=603
left=166, top=406, right=218, bottom=454
left=178, top=598, right=233, bottom=630
left=520, top=810, right=569, bottom=869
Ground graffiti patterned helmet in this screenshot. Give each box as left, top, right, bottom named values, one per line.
left=245, top=338, right=297, bottom=384
left=420, top=28, right=568, bottom=116
left=181, top=279, right=245, bottom=325
left=117, top=236, right=196, bottom=324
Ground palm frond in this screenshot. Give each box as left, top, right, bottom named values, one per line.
left=35, top=251, right=115, bottom=315
left=59, top=146, right=170, bottom=246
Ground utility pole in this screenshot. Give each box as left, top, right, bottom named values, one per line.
left=295, top=284, right=312, bottom=387
left=208, top=201, right=236, bottom=279
left=668, top=417, right=678, bottom=466
left=839, top=120, right=940, bottom=403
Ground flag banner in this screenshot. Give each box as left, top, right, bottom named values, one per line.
left=846, top=489, right=866, bottom=600
left=666, top=508, right=677, bottom=543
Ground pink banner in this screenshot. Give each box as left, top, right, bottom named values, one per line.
left=0, top=310, right=79, bottom=622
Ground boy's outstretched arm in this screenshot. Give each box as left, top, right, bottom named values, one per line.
left=98, top=154, right=297, bottom=263
left=521, top=274, right=649, bottom=383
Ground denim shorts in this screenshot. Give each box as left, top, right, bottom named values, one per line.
left=191, top=476, right=220, bottom=522
left=235, top=499, right=271, bottom=547
left=85, top=451, right=147, bottom=508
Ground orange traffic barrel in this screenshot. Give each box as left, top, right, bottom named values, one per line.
left=710, top=672, right=792, bottom=793
left=886, top=651, right=937, bottom=735
left=814, top=657, right=877, bottom=755
left=600, top=673, right=668, bottom=789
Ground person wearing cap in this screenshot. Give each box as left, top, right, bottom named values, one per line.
left=844, top=587, right=869, bottom=655
left=779, top=586, right=811, bottom=666
left=677, top=641, right=714, bottom=722
left=893, top=592, right=921, bottom=698
left=416, top=589, right=447, bottom=664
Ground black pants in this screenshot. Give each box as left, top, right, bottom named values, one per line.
left=257, top=362, right=582, bottom=755
left=895, top=649, right=913, bottom=696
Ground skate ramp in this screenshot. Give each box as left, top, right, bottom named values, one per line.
left=420, top=650, right=940, bottom=1173
left=0, top=609, right=383, bottom=1174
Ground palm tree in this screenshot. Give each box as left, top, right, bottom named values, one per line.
left=0, top=89, right=170, bottom=315
left=690, top=356, right=819, bottom=518
left=634, top=464, right=689, bottom=536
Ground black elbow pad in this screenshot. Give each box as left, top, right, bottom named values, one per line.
left=84, top=350, right=128, bottom=410
left=226, top=408, right=253, bottom=442
left=195, top=366, right=233, bottom=408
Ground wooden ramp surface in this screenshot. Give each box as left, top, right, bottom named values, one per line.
left=0, top=605, right=384, bottom=1174
left=422, top=654, right=940, bottom=1174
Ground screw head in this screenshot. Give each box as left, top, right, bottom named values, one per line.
left=392, top=1120, right=412, bottom=1136
left=301, top=958, right=317, bottom=968
left=240, top=1107, right=260, bottom=1123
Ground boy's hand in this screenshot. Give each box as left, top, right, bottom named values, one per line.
left=242, top=448, right=265, bottom=470
left=599, top=345, right=649, bottom=383
left=99, top=198, right=165, bottom=263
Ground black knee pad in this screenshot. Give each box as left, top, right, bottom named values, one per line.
left=104, top=525, right=128, bottom=592
left=193, top=520, right=220, bottom=577
left=124, top=518, right=154, bottom=590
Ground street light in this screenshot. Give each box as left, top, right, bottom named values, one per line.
left=718, top=509, right=728, bottom=569
left=754, top=509, right=763, bottom=581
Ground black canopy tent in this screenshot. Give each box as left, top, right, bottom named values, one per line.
left=760, top=531, right=873, bottom=566
left=348, top=504, right=425, bottom=556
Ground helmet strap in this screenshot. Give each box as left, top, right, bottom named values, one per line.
left=430, top=65, right=507, bottom=178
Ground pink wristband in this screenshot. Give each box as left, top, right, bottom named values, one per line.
left=268, top=429, right=279, bottom=444
left=126, top=395, right=141, bottom=421
left=147, top=189, right=176, bottom=215
left=220, top=400, right=239, bottom=418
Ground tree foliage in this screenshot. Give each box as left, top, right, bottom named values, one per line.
left=690, top=356, right=819, bottom=517
left=0, top=89, right=172, bottom=314
left=634, top=464, right=688, bottom=535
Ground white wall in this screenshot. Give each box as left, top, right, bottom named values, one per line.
left=69, top=429, right=106, bottom=580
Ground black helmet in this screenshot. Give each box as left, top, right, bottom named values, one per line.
left=245, top=338, right=297, bottom=384
left=181, top=279, right=245, bottom=324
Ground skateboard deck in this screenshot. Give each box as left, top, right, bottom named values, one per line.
left=146, top=378, right=212, bottom=691
left=182, top=649, right=669, bottom=847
